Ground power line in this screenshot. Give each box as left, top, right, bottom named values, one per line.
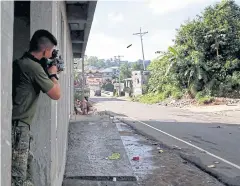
left=133, top=27, right=148, bottom=71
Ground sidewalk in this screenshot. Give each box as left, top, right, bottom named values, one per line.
left=62, top=115, right=137, bottom=186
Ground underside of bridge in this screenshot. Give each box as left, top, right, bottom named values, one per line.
left=66, top=1, right=97, bottom=59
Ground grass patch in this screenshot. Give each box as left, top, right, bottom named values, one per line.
left=197, top=96, right=214, bottom=104
left=138, top=93, right=165, bottom=104
left=195, top=92, right=214, bottom=104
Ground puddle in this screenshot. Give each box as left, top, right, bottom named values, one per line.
left=115, top=121, right=158, bottom=180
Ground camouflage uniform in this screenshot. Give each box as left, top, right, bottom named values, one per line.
left=12, top=120, right=33, bottom=186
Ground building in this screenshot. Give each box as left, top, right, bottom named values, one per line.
left=1, top=1, right=97, bottom=186
left=100, top=68, right=114, bottom=82
left=132, top=70, right=150, bottom=96
left=86, top=70, right=103, bottom=84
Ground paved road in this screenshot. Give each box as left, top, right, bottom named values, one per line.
left=92, top=96, right=240, bottom=186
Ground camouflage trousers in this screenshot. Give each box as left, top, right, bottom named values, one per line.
left=12, top=121, right=34, bottom=186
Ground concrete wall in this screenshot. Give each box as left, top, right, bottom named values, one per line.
left=1, top=2, right=14, bottom=186
left=30, top=2, right=73, bottom=186
left=132, top=71, right=143, bottom=96
left=1, top=1, right=74, bottom=186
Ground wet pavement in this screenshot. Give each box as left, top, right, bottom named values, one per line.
left=113, top=117, right=224, bottom=186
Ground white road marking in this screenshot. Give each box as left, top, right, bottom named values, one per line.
left=128, top=116, right=240, bottom=170
left=91, top=98, right=240, bottom=170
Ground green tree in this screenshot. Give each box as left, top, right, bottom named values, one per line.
left=147, top=0, right=240, bottom=100
left=119, top=63, right=131, bottom=80
left=131, top=62, right=144, bottom=71
left=85, top=56, right=99, bottom=66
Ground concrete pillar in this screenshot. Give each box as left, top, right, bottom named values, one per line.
left=1, top=2, right=14, bottom=186
left=30, top=2, right=57, bottom=185
left=30, top=2, right=73, bottom=185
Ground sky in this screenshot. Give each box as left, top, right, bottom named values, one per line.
left=85, top=0, right=240, bottom=62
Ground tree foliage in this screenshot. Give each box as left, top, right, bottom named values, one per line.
left=119, top=63, right=131, bottom=80
left=131, top=62, right=144, bottom=71
left=147, top=0, right=240, bottom=99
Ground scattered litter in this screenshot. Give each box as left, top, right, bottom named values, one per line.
left=108, top=153, right=120, bottom=160
left=132, top=156, right=140, bottom=161
left=217, top=126, right=221, bottom=128
left=113, top=177, right=117, bottom=182
left=207, top=181, right=214, bottom=183
left=172, top=145, right=182, bottom=150
left=157, top=147, right=161, bottom=150
left=158, top=150, right=164, bottom=153
left=160, top=165, right=166, bottom=168
left=208, top=164, right=216, bottom=168
left=229, top=133, right=232, bottom=134
left=152, top=143, right=158, bottom=145
left=136, top=166, right=139, bottom=169
left=214, top=161, right=220, bottom=164
left=182, top=161, right=188, bottom=164
left=189, top=141, right=192, bottom=143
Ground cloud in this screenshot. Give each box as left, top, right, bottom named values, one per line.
left=148, top=0, right=215, bottom=15
left=107, top=12, right=124, bottom=23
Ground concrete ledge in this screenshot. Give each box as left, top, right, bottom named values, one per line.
left=63, top=179, right=138, bottom=186
left=64, top=115, right=136, bottom=183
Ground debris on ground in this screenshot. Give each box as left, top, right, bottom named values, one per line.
left=158, top=150, right=164, bottom=153
left=214, top=161, right=220, bottom=164
left=115, top=121, right=224, bottom=186
left=107, top=152, right=121, bottom=160
left=132, top=156, right=140, bottom=161
left=208, top=164, right=216, bottom=168
left=172, top=145, right=182, bottom=150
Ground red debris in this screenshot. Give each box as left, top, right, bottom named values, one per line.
left=132, top=156, right=140, bottom=161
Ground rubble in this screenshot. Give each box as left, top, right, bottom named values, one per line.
left=158, top=97, right=240, bottom=108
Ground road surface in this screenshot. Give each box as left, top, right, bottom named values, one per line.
left=92, top=96, right=240, bottom=186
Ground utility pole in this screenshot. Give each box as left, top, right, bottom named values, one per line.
left=81, top=55, right=85, bottom=101
left=114, top=55, right=124, bottom=96
left=133, top=27, right=148, bottom=71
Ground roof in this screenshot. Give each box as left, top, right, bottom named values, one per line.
left=100, top=68, right=114, bottom=73
left=66, top=1, right=97, bottom=59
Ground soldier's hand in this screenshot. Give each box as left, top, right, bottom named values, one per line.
left=48, top=65, right=58, bottom=75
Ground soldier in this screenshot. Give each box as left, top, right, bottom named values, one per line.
left=12, top=30, right=61, bottom=186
